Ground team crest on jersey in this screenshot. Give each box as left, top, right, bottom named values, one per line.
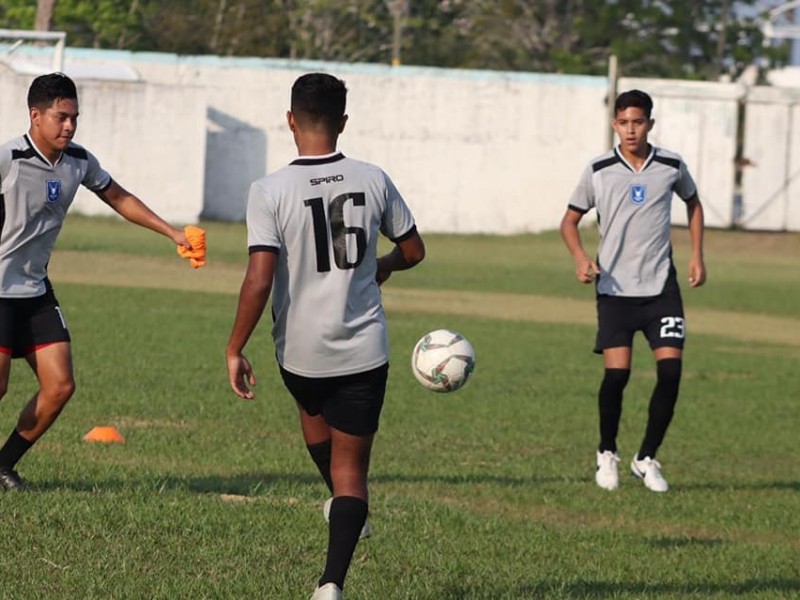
left=46, top=179, right=62, bottom=203
left=630, top=184, right=647, bottom=205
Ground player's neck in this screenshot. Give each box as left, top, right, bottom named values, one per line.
left=618, top=143, right=650, bottom=171
left=294, top=134, right=338, bottom=157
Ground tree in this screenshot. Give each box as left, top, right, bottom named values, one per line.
left=0, top=0, right=788, bottom=80
left=445, top=0, right=786, bottom=80
left=0, top=0, right=38, bottom=29
left=387, top=0, right=408, bottom=65
left=35, top=0, right=57, bottom=31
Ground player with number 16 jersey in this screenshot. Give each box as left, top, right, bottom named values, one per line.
left=246, top=153, right=415, bottom=378
left=226, top=73, right=425, bottom=600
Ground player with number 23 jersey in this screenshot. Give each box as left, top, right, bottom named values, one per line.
left=560, top=89, right=706, bottom=495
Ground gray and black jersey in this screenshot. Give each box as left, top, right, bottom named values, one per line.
left=568, top=145, right=697, bottom=297
left=246, top=151, right=417, bottom=378
left=0, top=134, right=111, bottom=298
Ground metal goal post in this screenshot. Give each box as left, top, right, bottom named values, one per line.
left=0, top=29, right=66, bottom=72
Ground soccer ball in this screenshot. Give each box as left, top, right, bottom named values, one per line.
left=411, top=329, right=475, bottom=393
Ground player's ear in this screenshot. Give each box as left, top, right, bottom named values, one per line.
left=647, top=118, right=655, bottom=131
left=338, top=114, right=348, bottom=134
left=287, top=110, right=296, bottom=132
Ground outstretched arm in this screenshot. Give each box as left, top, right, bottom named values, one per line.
left=560, top=208, right=598, bottom=284
left=686, top=196, right=706, bottom=288
left=226, top=251, right=277, bottom=399
left=97, top=180, right=188, bottom=248
left=376, top=230, right=426, bottom=286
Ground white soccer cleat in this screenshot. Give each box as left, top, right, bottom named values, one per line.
left=595, top=450, right=620, bottom=490
left=323, top=497, right=372, bottom=540
left=310, top=582, right=343, bottom=600
left=630, top=455, right=669, bottom=493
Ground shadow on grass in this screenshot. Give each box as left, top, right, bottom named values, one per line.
left=679, top=480, right=800, bottom=492
left=31, top=471, right=579, bottom=495
left=31, top=472, right=317, bottom=495
left=31, top=465, right=798, bottom=497
left=372, top=472, right=577, bottom=487
left=515, top=578, right=800, bottom=598
left=646, top=535, right=724, bottom=548
left=430, top=578, right=800, bottom=599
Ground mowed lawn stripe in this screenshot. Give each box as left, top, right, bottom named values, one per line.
left=51, top=250, right=800, bottom=348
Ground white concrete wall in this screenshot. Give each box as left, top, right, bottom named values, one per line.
left=347, top=69, right=610, bottom=234
left=70, top=79, right=206, bottom=224
left=619, top=77, right=743, bottom=229
left=122, top=54, right=612, bottom=233
left=741, top=86, right=800, bottom=231
left=0, top=64, right=35, bottom=143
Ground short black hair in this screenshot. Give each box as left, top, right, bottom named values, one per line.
left=614, top=89, right=653, bottom=119
left=27, top=72, right=78, bottom=110
left=291, top=73, right=347, bottom=128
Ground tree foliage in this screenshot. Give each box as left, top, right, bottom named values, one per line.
left=0, top=0, right=789, bottom=80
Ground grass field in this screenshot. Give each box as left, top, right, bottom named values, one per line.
left=1, top=215, right=799, bottom=599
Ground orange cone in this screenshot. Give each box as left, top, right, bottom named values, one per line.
left=83, top=426, right=125, bottom=444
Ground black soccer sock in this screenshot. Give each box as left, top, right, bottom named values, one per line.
left=638, top=358, right=682, bottom=460
left=0, top=429, right=34, bottom=470
left=598, top=368, right=630, bottom=453
left=319, top=496, right=368, bottom=590
left=306, top=439, right=334, bottom=493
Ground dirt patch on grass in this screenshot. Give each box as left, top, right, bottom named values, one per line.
left=50, top=251, right=244, bottom=295
left=50, top=250, right=800, bottom=348
left=381, top=288, right=800, bottom=348
left=678, top=229, right=800, bottom=257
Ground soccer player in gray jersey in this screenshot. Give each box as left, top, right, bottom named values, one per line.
left=560, top=90, right=706, bottom=493
left=226, top=73, right=425, bottom=600
left=0, top=73, right=191, bottom=491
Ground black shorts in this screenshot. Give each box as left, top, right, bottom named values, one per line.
left=279, top=363, right=389, bottom=436
left=594, top=278, right=685, bottom=354
left=0, top=287, right=71, bottom=358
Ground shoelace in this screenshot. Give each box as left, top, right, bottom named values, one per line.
left=643, top=459, right=663, bottom=478
left=599, top=452, right=619, bottom=468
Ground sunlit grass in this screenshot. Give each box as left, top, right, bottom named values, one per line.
left=0, top=217, right=796, bottom=598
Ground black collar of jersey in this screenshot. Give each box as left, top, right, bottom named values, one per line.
left=290, top=152, right=345, bottom=166
left=18, top=134, right=88, bottom=167
left=20, top=134, right=52, bottom=166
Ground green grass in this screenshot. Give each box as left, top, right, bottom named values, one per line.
left=1, top=216, right=798, bottom=599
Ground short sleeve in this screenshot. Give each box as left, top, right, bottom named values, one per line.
left=82, top=149, right=112, bottom=192
left=0, top=146, right=11, bottom=185
left=674, top=160, right=698, bottom=201
left=380, top=171, right=416, bottom=241
left=0, top=145, right=16, bottom=194
left=567, top=165, right=595, bottom=213
left=246, top=179, right=281, bottom=252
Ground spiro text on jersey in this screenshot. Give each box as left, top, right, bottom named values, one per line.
left=310, top=174, right=344, bottom=186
